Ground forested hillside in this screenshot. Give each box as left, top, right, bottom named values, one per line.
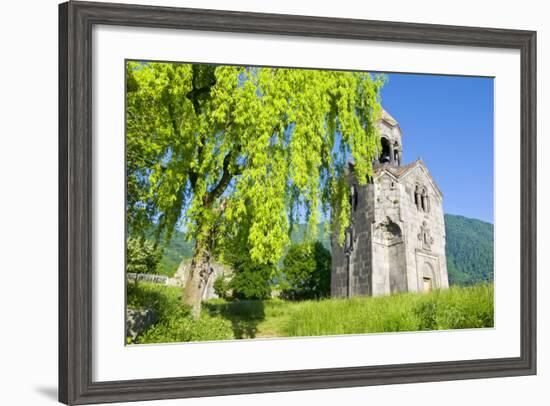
left=444, top=214, right=494, bottom=286
left=154, top=224, right=330, bottom=276
left=154, top=232, right=193, bottom=276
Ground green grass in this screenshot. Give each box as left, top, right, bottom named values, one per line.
left=128, top=283, right=494, bottom=344
left=282, top=284, right=494, bottom=337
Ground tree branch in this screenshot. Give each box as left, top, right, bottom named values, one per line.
left=205, top=148, right=242, bottom=205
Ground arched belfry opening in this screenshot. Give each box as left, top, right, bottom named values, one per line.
left=393, top=143, right=401, bottom=166
left=380, top=137, right=391, bottom=163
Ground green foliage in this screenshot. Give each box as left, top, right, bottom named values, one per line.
left=280, top=241, right=331, bottom=300
left=126, top=237, right=162, bottom=274
left=127, top=281, right=188, bottom=322
left=127, top=282, right=233, bottom=343
left=229, top=260, right=274, bottom=300
left=138, top=315, right=233, bottom=343
left=213, top=274, right=231, bottom=299
left=283, top=284, right=494, bottom=337
left=126, top=61, right=385, bottom=268
left=444, top=214, right=494, bottom=286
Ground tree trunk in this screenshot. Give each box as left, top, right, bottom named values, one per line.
left=182, top=240, right=211, bottom=319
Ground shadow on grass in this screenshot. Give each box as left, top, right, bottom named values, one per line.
left=204, top=300, right=265, bottom=339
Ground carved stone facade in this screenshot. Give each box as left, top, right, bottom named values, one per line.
left=331, top=109, right=449, bottom=297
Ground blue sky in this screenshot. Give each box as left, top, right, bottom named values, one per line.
left=379, top=73, right=494, bottom=223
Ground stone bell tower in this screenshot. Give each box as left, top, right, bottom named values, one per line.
left=331, top=109, right=449, bottom=297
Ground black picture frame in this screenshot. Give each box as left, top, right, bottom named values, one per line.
left=59, top=1, right=537, bottom=404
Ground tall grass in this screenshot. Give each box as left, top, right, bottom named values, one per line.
left=283, top=284, right=494, bottom=337
left=128, top=283, right=493, bottom=343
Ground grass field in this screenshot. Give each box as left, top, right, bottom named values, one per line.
left=127, top=282, right=494, bottom=344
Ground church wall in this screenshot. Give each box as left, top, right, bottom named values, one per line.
left=371, top=173, right=407, bottom=296
left=330, top=207, right=349, bottom=297
left=350, top=181, right=374, bottom=296
left=331, top=174, right=375, bottom=298
left=371, top=239, right=389, bottom=295
left=388, top=241, right=408, bottom=293
left=350, top=178, right=373, bottom=296
left=398, top=167, right=448, bottom=292
left=330, top=234, right=348, bottom=297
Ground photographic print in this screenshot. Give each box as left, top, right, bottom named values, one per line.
left=59, top=4, right=536, bottom=403
left=125, top=61, right=494, bottom=345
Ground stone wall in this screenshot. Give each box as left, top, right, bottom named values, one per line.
left=126, top=262, right=234, bottom=301
left=169, top=261, right=233, bottom=300
left=126, top=273, right=169, bottom=285
left=371, top=172, right=407, bottom=295
left=126, top=308, right=157, bottom=343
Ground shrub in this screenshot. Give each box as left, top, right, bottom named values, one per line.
left=127, top=282, right=188, bottom=323
left=127, top=282, right=234, bottom=343
left=230, top=261, right=274, bottom=300
left=126, top=237, right=162, bottom=275
left=137, top=315, right=233, bottom=343
left=280, top=241, right=331, bottom=300
left=213, top=274, right=231, bottom=299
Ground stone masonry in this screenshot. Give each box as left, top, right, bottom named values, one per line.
left=331, top=109, right=449, bottom=297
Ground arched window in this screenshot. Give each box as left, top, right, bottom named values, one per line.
left=414, top=186, right=421, bottom=209
left=425, top=193, right=430, bottom=212
left=420, top=188, right=430, bottom=213
left=420, top=188, right=428, bottom=211
left=349, top=185, right=358, bottom=212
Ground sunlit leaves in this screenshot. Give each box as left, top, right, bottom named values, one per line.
left=126, top=62, right=384, bottom=265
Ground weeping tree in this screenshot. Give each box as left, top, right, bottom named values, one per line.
left=126, top=61, right=384, bottom=317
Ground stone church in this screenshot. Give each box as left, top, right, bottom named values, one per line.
left=331, top=109, right=449, bottom=297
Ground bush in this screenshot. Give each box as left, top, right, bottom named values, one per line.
left=213, top=274, right=231, bottom=299
left=126, top=237, right=162, bottom=275
left=127, top=282, right=234, bottom=343
left=230, top=261, right=274, bottom=300
left=280, top=241, right=331, bottom=300
left=127, top=282, right=188, bottom=322
left=138, top=315, right=233, bottom=343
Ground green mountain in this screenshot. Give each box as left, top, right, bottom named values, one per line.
left=288, top=222, right=331, bottom=250
left=444, top=214, right=494, bottom=286
left=155, top=232, right=194, bottom=276
left=156, top=223, right=330, bottom=276
left=154, top=214, right=494, bottom=286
